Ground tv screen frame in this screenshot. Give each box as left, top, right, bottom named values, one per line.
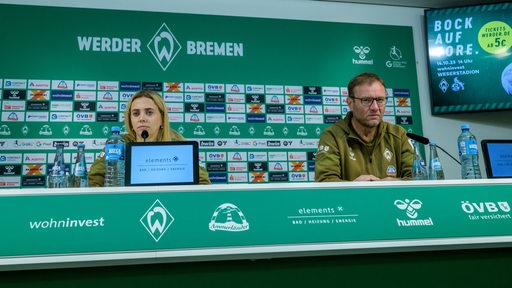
left=481, top=139, right=512, bottom=178
left=124, top=141, right=199, bottom=186
left=424, top=2, right=512, bottom=114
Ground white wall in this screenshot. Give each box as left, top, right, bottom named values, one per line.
left=2, top=0, right=511, bottom=179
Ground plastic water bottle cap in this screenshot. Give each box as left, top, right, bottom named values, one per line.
left=77, top=143, right=85, bottom=148
left=111, top=126, right=120, bottom=132
left=461, top=124, right=470, bottom=130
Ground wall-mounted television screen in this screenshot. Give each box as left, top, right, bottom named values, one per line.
left=425, top=2, right=512, bottom=114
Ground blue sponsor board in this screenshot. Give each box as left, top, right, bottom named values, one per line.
left=120, top=81, right=141, bottom=91
left=308, top=161, right=315, bottom=171
left=208, top=173, right=228, bottom=183
left=51, top=90, right=73, bottom=100
left=393, top=89, right=410, bottom=97
left=303, top=96, right=322, bottom=104
left=247, top=114, right=266, bottom=123
left=205, top=103, right=226, bottom=113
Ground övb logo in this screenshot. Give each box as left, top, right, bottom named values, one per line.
left=461, top=201, right=511, bottom=214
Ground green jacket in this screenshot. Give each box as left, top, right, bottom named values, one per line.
left=88, top=129, right=211, bottom=187
left=315, top=112, right=413, bottom=181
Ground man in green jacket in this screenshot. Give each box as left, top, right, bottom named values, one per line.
left=315, top=72, right=413, bottom=181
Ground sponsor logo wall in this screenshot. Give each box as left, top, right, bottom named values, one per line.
left=0, top=4, right=423, bottom=188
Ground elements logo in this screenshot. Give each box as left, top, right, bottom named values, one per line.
left=140, top=199, right=174, bottom=242
left=209, top=203, right=249, bottom=232
left=147, top=23, right=182, bottom=71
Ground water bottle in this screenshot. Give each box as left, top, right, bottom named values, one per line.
left=412, top=140, right=428, bottom=180
left=104, top=126, right=125, bottom=187
left=457, top=124, right=482, bottom=179
left=48, top=144, right=67, bottom=188
left=71, top=143, right=88, bottom=187
left=428, top=142, right=445, bottom=180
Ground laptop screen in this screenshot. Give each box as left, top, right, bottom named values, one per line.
left=125, top=141, right=199, bottom=186
left=481, top=140, right=512, bottom=178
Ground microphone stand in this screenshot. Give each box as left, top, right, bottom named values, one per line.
left=407, top=132, right=461, bottom=165
left=432, top=143, right=461, bottom=165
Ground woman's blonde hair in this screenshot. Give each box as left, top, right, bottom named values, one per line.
left=123, top=90, right=173, bottom=142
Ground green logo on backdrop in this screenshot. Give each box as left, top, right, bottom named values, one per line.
left=147, top=23, right=182, bottom=71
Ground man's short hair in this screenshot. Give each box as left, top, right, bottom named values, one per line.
left=347, top=72, right=386, bottom=98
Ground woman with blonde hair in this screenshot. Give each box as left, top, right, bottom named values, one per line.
left=89, top=90, right=211, bottom=186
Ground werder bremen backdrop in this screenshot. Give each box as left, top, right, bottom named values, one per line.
left=0, top=4, right=423, bottom=188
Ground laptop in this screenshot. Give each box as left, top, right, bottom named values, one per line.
left=125, top=141, right=199, bottom=186
left=481, top=139, right=512, bottom=178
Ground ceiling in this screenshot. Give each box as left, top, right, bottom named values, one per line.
left=318, top=0, right=507, bottom=9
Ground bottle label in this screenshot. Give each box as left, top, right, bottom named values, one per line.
left=74, top=165, right=87, bottom=176
left=105, top=143, right=125, bottom=161
left=50, top=164, right=65, bottom=176
left=431, top=158, right=443, bottom=170
left=459, top=140, right=478, bottom=155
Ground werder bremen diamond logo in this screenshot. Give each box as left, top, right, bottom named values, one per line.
left=141, top=199, right=174, bottom=242
left=147, top=23, right=182, bottom=71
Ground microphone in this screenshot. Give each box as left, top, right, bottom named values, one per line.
left=141, top=130, right=149, bottom=142
left=406, top=132, right=461, bottom=165
left=406, top=132, right=429, bottom=145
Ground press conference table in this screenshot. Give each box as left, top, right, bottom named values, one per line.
left=0, top=179, right=512, bottom=270
left=1, top=179, right=512, bottom=272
